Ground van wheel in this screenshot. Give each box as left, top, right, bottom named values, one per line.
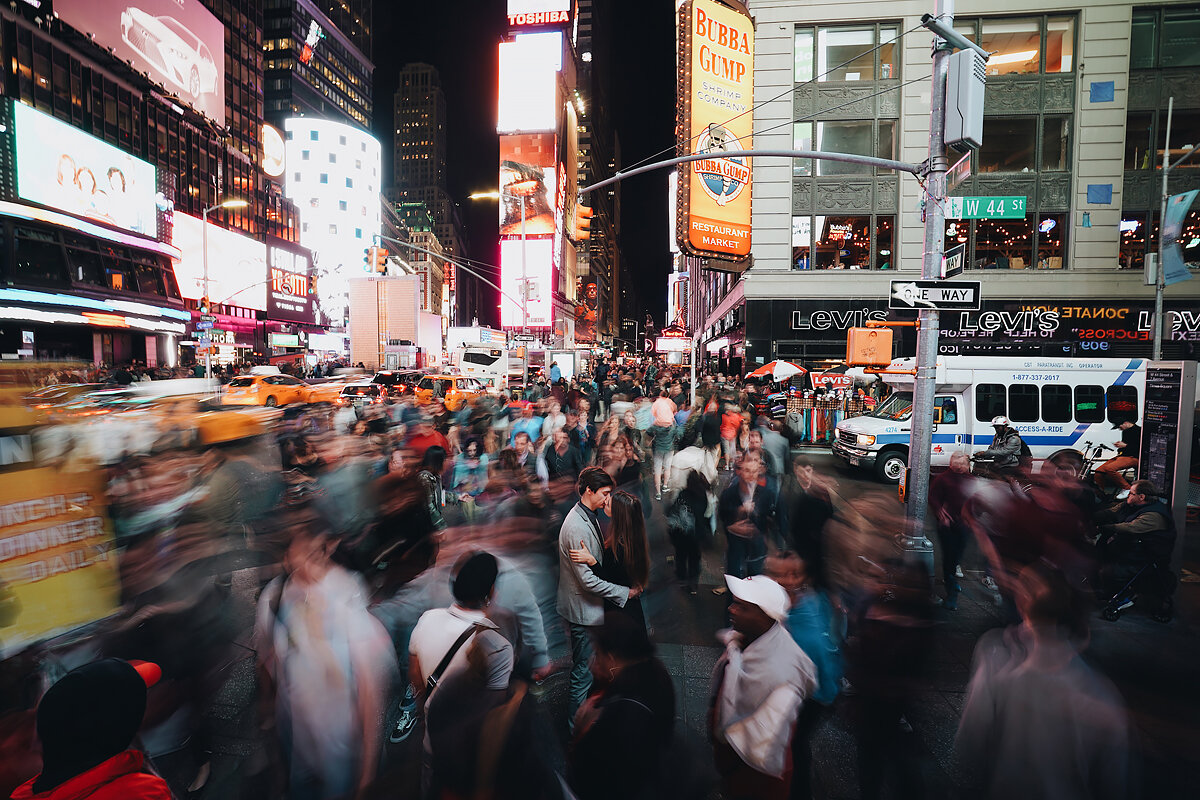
left=876, top=450, right=907, bottom=483
left=1049, top=451, right=1083, bottom=477
left=265, top=396, right=278, bottom=407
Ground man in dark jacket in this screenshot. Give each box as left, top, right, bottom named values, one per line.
left=543, top=427, right=584, bottom=483
left=718, top=455, right=776, bottom=580
left=974, top=415, right=1024, bottom=475
left=1094, top=479, right=1174, bottom=569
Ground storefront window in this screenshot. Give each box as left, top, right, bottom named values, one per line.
left=974, top=218, right=1035, bottom=270
left=978, top=117, right=1037, bottom=172
left=791, top=216, right=812, bottom=270
left=876, top=217, right=894, bottom=270
left=795, top=29, right=814, bottom=82
left=1118, top=213, right=1150, bottom=271
left=13, top=227, right=65, bottom=285
left=813, top=215, right=871, bottom=269
left=1034, top=214, right=1066, bottom=270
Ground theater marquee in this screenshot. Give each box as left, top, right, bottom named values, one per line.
left=676, top=0, right=754, bottom=266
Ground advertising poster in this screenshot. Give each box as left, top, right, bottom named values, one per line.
left=676, top=0, right=754, bottom=263
left=0, top=467, right=120, bottom=659
left=266, top=239, right=316, bottom=325
left=499, top=134, right=557, bottom=236
left=575, top=279, right=599, bottom=342
left=13, top=102, right=157, bottom=237
left=1161, top=189, right=1197, bottom=287
left=501, top=238, right=553, bottom=328
left=171, top=213, right=268, bottom=311
left=57, top=0, right=226, bottom=126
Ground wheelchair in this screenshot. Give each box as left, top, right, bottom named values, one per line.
left=1099, top=557, right=1177, bottom=623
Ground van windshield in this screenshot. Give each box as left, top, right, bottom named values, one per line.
left=871, top=391, right=914, bottom=421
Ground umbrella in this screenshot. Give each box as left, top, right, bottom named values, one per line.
left=746, top=360, right=807, bottom=381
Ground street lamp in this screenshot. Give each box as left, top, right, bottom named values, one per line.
left=469, top=190, right=528, bottom=337
left=201, top=199, right=248, bottom=383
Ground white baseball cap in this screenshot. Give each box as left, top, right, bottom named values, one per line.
left=724, top=574, right=790, bottom=623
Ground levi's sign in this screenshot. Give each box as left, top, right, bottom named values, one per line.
left=890, top=280, right=982, bottom=311
left=945, top=196, right=1027, bottom=220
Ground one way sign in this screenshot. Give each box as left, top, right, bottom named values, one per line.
left=889, top=280, right=982, bottom=310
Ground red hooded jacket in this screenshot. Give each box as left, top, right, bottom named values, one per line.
left=10, top=751, right=169, bottom=800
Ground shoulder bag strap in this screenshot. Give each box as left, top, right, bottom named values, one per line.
left=426, top=623, right=481, bottom=694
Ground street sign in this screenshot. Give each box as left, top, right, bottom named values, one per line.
left=941, top=243, right=967, bottom=278
left=889, top=280, right=981, bottom=310
left=200, top=314, right=216, bottom=322
left=195, top=321, right=214, bottom=330
left=947, top=152, right=971, bottom=191
left=945, top=195, right=1026, bottom=219
left=512, top=334, right=536, bottom=342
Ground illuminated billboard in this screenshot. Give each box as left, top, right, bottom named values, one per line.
left=499, top=133, right=557, bottom=236
left=283, top=118, right=382, bottom=327
left=57, top=0, right=225, bottom=127
left=500, top=238, right=553, bottom=328
left=262, top=124, right=286, bottom=178
left=266, top=239, right=316, bottom=325
left=676, top=0, right=754, bottom=263
left=12, top=102, right=157, bottom=237
left=497, top=32, right=562, bottom=133
left=507, top=1, right=572, bottom=28
left=171, top=213, right=267, bottom=311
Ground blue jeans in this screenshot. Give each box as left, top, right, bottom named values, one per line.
left=726, top=531, right=766, bottom=578
left=567, top=622, right=594, bottom=730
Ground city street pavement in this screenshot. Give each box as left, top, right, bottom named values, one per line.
left=182, top=453, right=1200, bottom=799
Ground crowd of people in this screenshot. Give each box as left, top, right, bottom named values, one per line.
left=2, top=354, right=1179, bottom=800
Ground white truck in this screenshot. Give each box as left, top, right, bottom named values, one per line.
left=832, top=356, right=1148, bottom=482
left=451, top=342, right=511, bottom=391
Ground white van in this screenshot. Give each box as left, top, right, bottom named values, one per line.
left=833, top=356, right=1147, bottom=482
left=451, top=342, right=509, bottom=392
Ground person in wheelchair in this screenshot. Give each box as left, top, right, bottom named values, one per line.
left=971, top=416, right=1027, bottom=479
left=1092, top=479, right=1175, bottom=599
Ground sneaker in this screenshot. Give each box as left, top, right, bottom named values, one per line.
left=712, top=586, right=728, bottom=596
left=656, top=492, right=662, bottom=500
left=941, top=596, right=958, bottom=611
left=982, top=575, right=998, bottom=591
left=955, top=565, right=964, bottom=579
left=389, top=706, right=418, bottom=744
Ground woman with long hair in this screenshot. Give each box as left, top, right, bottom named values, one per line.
left=570, top=490, right=650, bottom=630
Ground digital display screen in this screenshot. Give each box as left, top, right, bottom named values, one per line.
left=497, top=32, right=561, bottom=133
left=499, top=133, right=557, bottom=236
left=57, top=0, right=226, bottom=126
left=266, top=240, right=316, bottom=325
left=500, top=238, right=553, bottom=328
left=171, top=213, right=267, bottom=311
left=13, top=102, right=157, bottom=237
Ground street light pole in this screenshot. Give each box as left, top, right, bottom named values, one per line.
left=201, top=199, right=247, bottom=386
left=520, top=194, right=528, bottom=337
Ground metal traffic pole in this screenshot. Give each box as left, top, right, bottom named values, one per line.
left=903, top=0, right=955, bottom=564
left=1153, top=96, right=1173, bottom=361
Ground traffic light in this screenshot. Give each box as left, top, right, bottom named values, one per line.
left=374, top=248, right=389, bottom=272
left=199, top=296, right=210, bottom=314
left=363, top=246, right=375, bottom=272
left=846, top=327, right=894, bottom=367
left=362, top=246, right=388, bottom=272
left=573, top=205, right=593, bottom=242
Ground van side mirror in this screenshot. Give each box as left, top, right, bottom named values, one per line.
left=933, top=407, right=943, bottom=425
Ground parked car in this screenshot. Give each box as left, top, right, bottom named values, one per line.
left=412, top=374, right=486, bottom=411
left=120, top=7, right=220, bottom=100
left=305, top=373, right=369, bottom=403
left=222, top=373, right=311, bottom=407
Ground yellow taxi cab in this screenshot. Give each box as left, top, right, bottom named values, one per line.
left=223, top=372, right=312, bottom=406
left=412, top=374, right=486, bottom=411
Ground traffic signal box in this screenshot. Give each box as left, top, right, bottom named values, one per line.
left=846, top=327, right=893, bottom=366
left=363, top=246, right=389, bottom=273
left=573, top=206, right=593, bottom=242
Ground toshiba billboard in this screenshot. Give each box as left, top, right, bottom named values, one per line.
left=676, top=0, right=754, bottom=266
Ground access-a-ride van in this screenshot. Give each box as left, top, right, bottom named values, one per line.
left=832, top=356, right=1146, bottom=482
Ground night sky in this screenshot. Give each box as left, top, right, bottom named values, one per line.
left=372, top=0, right=676, bottom=327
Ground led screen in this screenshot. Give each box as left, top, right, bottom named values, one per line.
left=266, top=240, right=316, bottom=325
left=499, top=133, right=556, bottom=236
left=57, top=0, right=225, bottom=126
left=13, top=102, right=157, bottom=237
left=497, top=32, right=561, bottom=133
left=171, top=213, right=267, bottom=311
left=500, top=238, right=553, bottom=328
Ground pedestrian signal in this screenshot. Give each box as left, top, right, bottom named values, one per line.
left=573, top=206, right=593, bottom=242
left=846, top=327, right=893, bottom=366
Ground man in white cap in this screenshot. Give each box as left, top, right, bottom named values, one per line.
left=709, top=574, right=816, bottom=800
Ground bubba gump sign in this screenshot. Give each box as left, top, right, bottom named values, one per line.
left=676, top=0, right=754, bottom=266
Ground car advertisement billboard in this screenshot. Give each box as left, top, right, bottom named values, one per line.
left=497, top=31, right=561, bottom=133
left=676, top=0, right=754, bottom=264
left=501, top=238, right=553, bottom=328
left=57, top=0, right=225, bottom=127
left=171, top=213, right=267, bottom=311
left=12, top=101, right=157, bottom=237
left=266, top=238, right=316, bottom=325
left=499, top=133, right=557, bottom=236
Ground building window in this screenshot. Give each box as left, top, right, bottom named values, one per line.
left=301, top=150, right=310, bottom=160
left=346, top=178, right=353, bottom=188
left=1124, top=109, right=1200, bottom=171
left=310, top=130, right=319, bottom=141
left=815, top=120, right=895, bottom=175
left=792, top=215, right=895, bottom=270
left=293, top=171, right=301, bottom=182
left=795, top=24, right=899, bottom=83
left=1130, top=6, right=1200, bottom=70
left=355, top=228, right=362, bottom=238
left=328, top=224, right=337, bottom=235
left=329, top=153, right=336, bottom=163
left=320, top=173, right=328, bottom=184
left=964, top=212, right=1066, bottom=271
left=953, top=15, right=1075, bottom=75
left=339, top=200, right=348, bottom=211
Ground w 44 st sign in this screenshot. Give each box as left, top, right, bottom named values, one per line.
left=945, top=195, right=1027, bottom=220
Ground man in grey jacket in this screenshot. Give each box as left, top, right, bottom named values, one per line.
left=557, top=466, right=640, bottom=727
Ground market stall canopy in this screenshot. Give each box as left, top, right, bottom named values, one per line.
left=746, top=360, right=807, bottom=381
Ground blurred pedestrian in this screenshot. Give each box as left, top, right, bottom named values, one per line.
left=709, top=575, right=816, bottom=800
left=929, top=452, right=977, bottom=610
left=717, top=455, right=775, bottom=583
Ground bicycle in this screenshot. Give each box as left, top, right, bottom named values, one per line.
left=1079, top=440, right=1137, bottom=499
